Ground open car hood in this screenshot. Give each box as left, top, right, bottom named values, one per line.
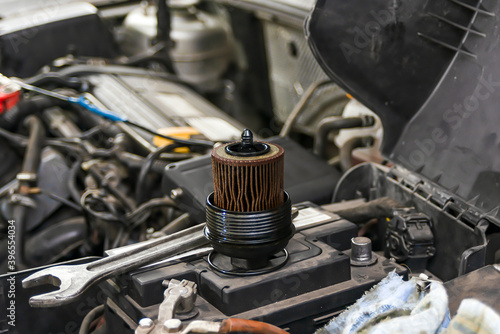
left=306, top=0, right=500, bottom=221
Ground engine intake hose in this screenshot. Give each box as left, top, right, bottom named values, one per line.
left=313, top=116, right=375, bottom=159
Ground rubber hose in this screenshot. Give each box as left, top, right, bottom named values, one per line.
left=24, top=72, right=85, bottom=90
left=25, top=217, right=87, bottom=266
left=280, top=80, right=335, bottom=137
left=332, top=197, right=404, bottom=224
left=156, top=0, right=174, bottom=73
left=53, top=65, right=185, bottom=85
left=313, top=116, right=375, bottom=159
left=0, top=95, right=64, bottom=131
left=117, top=152, right=169, bottom=173
left=135, top=144, right=179, bottom=203
left=13, top=116, right=45, bottom=269
left=21, top=116, right=45, bottom=174
left=79, top=305, right=105, bottom=334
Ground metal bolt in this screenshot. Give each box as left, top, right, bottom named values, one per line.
left=350, top=237, right=377, bottom=266
left=163, top=319, right=182, bottom=333
left=145, top=227, right=156, bottom=240
left=170, top=188, right=183, bottom=200
left=139, top=318, right=154, bottom=328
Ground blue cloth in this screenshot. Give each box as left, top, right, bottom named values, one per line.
left=317, top=272, right=449, bottom=334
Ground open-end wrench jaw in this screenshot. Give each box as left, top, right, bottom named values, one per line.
left=22, top=271, right=62, bottom=289
left=22, top=264, right=97, bottom=308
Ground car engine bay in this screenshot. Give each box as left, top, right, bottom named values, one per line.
left=0, top=0, right=500, bottom=333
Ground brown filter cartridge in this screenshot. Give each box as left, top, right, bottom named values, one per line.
left=211, top=131, right=284, bottom=212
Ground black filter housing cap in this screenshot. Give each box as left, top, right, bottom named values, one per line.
left=307, top=0, right=500, bottom=221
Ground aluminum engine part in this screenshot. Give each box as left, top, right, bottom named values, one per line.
left=262, top=21, right=348, bottom=126
left=122, top=2, right=231, bottom=91
left=84, top=70, right=244, bottom=150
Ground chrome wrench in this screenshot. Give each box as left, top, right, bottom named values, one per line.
left=22, top=224, right=208, bottom=307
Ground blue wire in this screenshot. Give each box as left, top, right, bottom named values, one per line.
left=14, top=80, right=215, bottom=147
left=14, top=80, right=128, bottom=123
left=68, top=96, right=128, bottom=123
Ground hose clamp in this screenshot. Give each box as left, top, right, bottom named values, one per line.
left=16, top=172, right=37, bottom=182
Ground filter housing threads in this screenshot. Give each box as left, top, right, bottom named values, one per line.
left=212, top=129, right=285, bottom=212
left=205, top=129, right=294, bottom=274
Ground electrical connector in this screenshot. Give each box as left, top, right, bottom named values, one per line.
left=0, top=74, right=21, bottom=114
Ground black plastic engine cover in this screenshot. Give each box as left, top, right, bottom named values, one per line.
left=333, top=163, right=494, bottom=281
left=0, top=3, right=117, bottom=77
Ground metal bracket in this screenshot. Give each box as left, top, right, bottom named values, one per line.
left=158, top=279, right=197, bottom=323
left=135, top=279, right=198, bottom=334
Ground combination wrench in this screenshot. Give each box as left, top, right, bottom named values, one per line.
left=22, top=224, right=208, bottom=307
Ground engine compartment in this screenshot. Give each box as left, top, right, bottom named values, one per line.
left=0, top=1, right=499, bottom=333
